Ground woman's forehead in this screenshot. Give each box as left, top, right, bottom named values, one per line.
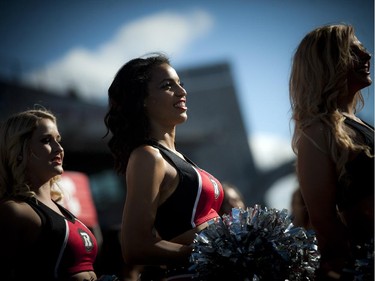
left=150, top=64, right=179, bottom=82
left=33, top=119, right=58, bottom=135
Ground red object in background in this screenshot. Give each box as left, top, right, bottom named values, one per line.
left=59, top=171, right=98, bottom=228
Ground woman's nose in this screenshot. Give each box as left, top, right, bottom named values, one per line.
left=176, top=84, right=187, bottom=96
left=360, top=49, right=372, bottom=61
left=55, top=142, right=64, bottom=153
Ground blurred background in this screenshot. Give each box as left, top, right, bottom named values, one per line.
left=0, top=0, right=373, bottom=278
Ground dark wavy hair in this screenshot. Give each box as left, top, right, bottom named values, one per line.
left=104, top=53, right=170, bottom=174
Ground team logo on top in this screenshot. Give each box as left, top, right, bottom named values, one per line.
left=209, top=178, right=220, bottom=200
left=79, top=229, right=94, bottom=251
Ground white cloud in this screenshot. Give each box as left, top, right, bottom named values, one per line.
left=248, top=133, right=297, bottom=212
left=265, top=173, right=298, bottom=212
left=249, top=133, right=294, bottom=171
left=22, top=9, right=214, bottom=101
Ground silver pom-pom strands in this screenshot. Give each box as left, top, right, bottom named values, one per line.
left=189, top=205, right=320, bottom=281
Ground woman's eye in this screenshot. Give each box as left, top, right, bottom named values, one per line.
left=41, top=137, right=51, bottom=144
left=41, top=137, right=61, bottom=144
left=162, top=82, right=172, bottom=89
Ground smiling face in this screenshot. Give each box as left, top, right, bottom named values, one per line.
left=26, top=118, right=64, bottom=187
left=144, top=63, right=188, bottom=129
left=348, top=37, right=372, bottom=94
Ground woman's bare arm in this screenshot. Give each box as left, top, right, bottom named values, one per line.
left=297, top=124, right=350, bottom=273
left=121, top=145, right=191, bottom=266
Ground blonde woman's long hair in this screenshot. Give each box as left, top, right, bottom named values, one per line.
left=0, top=108, right=63, bottom=201
left=289, top=24, right=373, bottom=179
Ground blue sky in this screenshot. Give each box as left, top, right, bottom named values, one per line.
left=0, top=0, right=373, bottom=141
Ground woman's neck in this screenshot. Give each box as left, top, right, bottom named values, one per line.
left=150, top=131, right=176, bottom=151
left=33, top=182, right=52, bottom=202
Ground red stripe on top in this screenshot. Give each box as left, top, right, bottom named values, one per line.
left=193, top=168, right=224, bottom=226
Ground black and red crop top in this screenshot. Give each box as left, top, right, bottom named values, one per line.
left=18, top=198, right=98, bottom=280
left=148, top=141, right=224, bottom=240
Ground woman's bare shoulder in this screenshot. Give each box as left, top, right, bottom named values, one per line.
left=130, top=144, right=164, bottom=164
left=0, top=199, right=42, bottom=252
left=0, top=199, right=40, bottom=225
left=303, top=120, right=327, bottom=137
left=300, top=121, right=329, bottom=152
left=0, top=199, right=30, bottom=214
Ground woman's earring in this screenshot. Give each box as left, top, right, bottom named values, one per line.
left=17, top=155, right=23, bottom=162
